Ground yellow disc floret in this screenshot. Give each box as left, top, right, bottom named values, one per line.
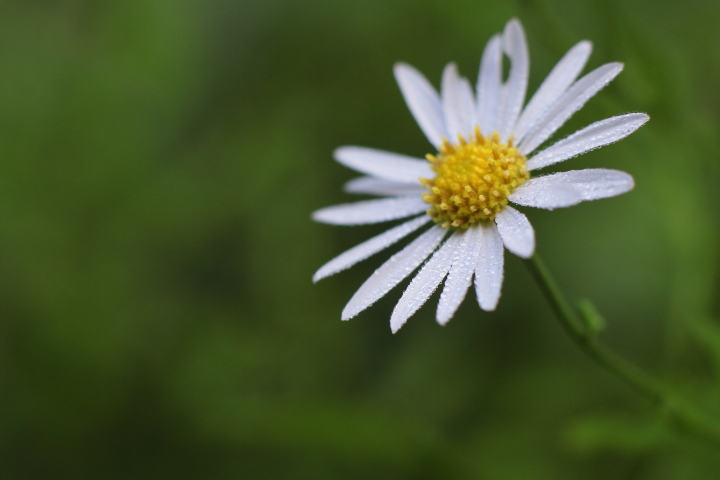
left=421, top=127, right=530, bottom=229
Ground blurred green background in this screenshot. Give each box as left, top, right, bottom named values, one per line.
left=1, top=0, right=720, bottom=478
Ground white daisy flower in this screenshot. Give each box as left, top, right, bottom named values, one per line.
left=313, top=18, right=648, bottom=333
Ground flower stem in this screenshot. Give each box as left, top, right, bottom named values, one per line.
left=524, top=252, right=720, bottom=445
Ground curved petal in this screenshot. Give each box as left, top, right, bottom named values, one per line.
left=538, top=169, right=635, bottom=201
left=441, top=63, right=476, bottom=140
left=495, top=206, right=535, bottom=259
left=474, top=221, right=504, bottom=311
left=436, top=225, right=483, bottom=325
left=334, top=146, right=433, bottom=183
left=508, top=178, right=582, bottom=210
left=313, top=215, right=431, bottom=282
left=342, top=226, right=447, bottom=320
left=519, top=62, right=624, bottom=155
left=344, top=177, right=426, bottom=196
left=476, top=35, right=502, bottom=135
left=509, top=168, right=633, bottom=208
left=567, top=168, right=635, bottom=200
left=312, top=196, right=428, bottom=225
left=526, top=113, right=649, bottom=171
left=497, top=19, right=529, bottom=142
left=390, top=233, right=461, bottom=333
left=514, top=41, right=592, bottom=142
left=394, top=63, right=448, bottom=147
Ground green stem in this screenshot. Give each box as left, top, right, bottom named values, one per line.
left=525, top=253, right=720, bottom=445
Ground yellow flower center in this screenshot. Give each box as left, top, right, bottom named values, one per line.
left=421, top=127, right=530, bottom=229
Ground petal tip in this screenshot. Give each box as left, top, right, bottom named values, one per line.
left=393, top=62, right=413, bottom=78
left=479, top=301, right=498, bottom=312
left=341, top=301, right=363, bottom=321
left=505, top=18, right=523, bottom=30
left=390, top=319, right=404, bottom=334
left=515, top=246, right=535, bottom=260
left=311, top=209, right=335, bottom=224
left=332, top=145, right=349, bottom=159
left=390, top=308, right=412, bottom=333
left=624, top=173, right=636, bottom=192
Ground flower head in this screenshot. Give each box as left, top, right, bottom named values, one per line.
left=313, top=19, right=648, bottom=333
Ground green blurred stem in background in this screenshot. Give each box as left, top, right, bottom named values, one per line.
left=525, top=254, right=720, bottom=446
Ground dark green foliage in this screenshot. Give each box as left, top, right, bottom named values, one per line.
left=0, top=0, right=719, bottom=478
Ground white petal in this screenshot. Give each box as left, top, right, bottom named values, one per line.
left=390, top=233, right=461, bottom=332
left=495, top=206, right=535, bottom=258
left=344, top=177, right=426, bottom=196
left=497, top=19, right=529, bottom=142
left=509, top=168, right=634, bottom=209
left=436, top=224, right=483, bottom=325
left=519, top=62, right=624, bottom=155
left=394, top=63, right=448, bottom=147
left=566, top=169, right=635, bottom=200
left=342, top=225, right=447, bottom=320
left=474, top=221, right=504, bottom=311
left=312, top=196, right=428, bottom=225
left=441, top=63, right=476, bottom=141
left=334, top=146, right=434, bottom=183
left=534, top=169, right=635, bottom=201
left=526, top=113, right=649, bottom=171
left=508, top=178, right=582, bottom=210
left=513, top=41, right=592, bottom=143
left=313, top=215, right=431, bottom=283
left=476, top=35, right=502, bottom=135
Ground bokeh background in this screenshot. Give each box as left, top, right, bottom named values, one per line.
left=1, top=0, right=720, bottom=478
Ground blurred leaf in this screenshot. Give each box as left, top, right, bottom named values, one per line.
left=577, top=298, right=607, bottom=335
left=564, top=415, right=673, bottom=454
left=687, top=316, right=720, bottom=380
